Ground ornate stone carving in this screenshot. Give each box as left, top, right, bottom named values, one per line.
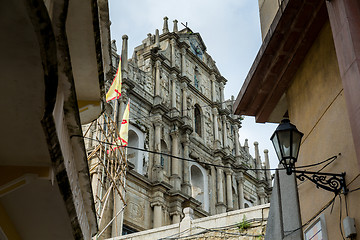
left=127, top=201, right=144, bottom=222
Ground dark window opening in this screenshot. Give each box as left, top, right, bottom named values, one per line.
left=194, top=105, right=202, bottom=136
left=122, top=225, right=138, bottom=235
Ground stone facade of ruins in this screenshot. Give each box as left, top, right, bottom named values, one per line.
left=85, top=17, right=272, bottom=237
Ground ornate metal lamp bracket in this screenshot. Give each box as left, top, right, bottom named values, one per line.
left=294, top=170, right=348, bottom=195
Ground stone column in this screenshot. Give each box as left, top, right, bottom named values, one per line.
left=216, top=165, right=226, bottom=213
left=225, top=169, right=233, bottom=210
left=171, top=39, right=176, bottom=68
left=153, top=204, right=163, bottom=228
left=212, top=108, right=220, bottom=149
left=254, top=142, right=264, bottom=180
left=155, top=60, right=161, bottom=97
left=210, top=166, right=217, bottom=214
left=171, top=73, right=177, bottom=109
left=181, top=134, right=191, bottom=196
left=210, top=74, right=216, bottom=102
left=234, top=124, right=241, bottom=162
left=219, top=82, right=225, bottom=109
left=181, top=48, right=186, bottom=77
left=170, top=128, right=181, bottom=191
left=237, top=172, right=245, bottom=209
left=152, top=116, right=163, bottom=182
left=162, top=16, right=169, bottom=34
left=264, top=149, right=272, bottom=187
left=173, top=19, right=178, bottom=32
left=222, top=115, right=228, bottom=149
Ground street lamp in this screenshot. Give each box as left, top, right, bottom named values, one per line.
left=271, top=119, right=347, bottom=194
left=270, top=119, right=303, bottom=175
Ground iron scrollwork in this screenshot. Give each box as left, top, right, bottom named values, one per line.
left=294, top=170, right=347, bottom=194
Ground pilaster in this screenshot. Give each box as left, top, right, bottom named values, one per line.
left=212, top=108, right=221, bottom=149
left=181, top=48, right=186, bottom=77
left=236, top=172, right=245, bottom=209
left=181, top=133, right=191, bottom=196
left=170, top=39, right=176, bottom=68
left=170, top=127, right=181, bottom=191
left=222, top=115, right=228, bottom=151
left=152, top=115, right=163, bottom=182
left=234, top=124, right=241, bottom=163
left=219, top=82, right=225, bottom=109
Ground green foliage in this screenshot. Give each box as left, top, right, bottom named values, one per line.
left=237, top=215, right=251, bottom=233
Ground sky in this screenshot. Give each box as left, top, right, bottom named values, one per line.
left=108, top=0, right=279, bottom=169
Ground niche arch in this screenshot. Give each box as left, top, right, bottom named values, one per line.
left=189, top=162, right=209, bottom=212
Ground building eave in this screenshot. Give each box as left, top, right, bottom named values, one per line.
left=233, top=0, right=327, bottom=123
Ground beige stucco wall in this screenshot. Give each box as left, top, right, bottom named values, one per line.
left=286, top=21, right=360, bottom=238
left=258, top=0, right=280, bottom=40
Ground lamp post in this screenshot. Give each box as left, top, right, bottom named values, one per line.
left=271, top=119, right=347, bottom=195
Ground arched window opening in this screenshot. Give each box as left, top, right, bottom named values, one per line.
left=128, top=130, right=140, bottom=172
left=194, top=105, right=202, bottom=136
left=191, top=165, right=204, bottom=205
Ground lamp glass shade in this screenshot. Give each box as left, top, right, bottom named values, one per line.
left=278, top=130, right=291, bottom=158
left=270, top=119, right=304, bottom=165
left=271, top=133, right=282, bottom=162
left=292, top=130, right=303, bottom=160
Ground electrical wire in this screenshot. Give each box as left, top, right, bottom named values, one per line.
left=284, top=194, right=337, bottom=237
left=297, top=154, right=339, bottom=187
left=339, top=195, right=345, bottom=240
left=73, top=135, right=341, bottom=173
left=348, top=186, right=360, bottom=193
left=295, top=154, right=339, bottom=170
left=158, top=218, right=268, bottom=240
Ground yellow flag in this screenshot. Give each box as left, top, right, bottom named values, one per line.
left=107, top=100, right=130, bottom=154
left=119, top=100, right=130, bottom=146
left=106, top=58, right=122, bottom=102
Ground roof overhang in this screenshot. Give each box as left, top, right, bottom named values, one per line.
left=233, top=0, right=328, bottom=123
left=66, top=0, right=106, bottom=124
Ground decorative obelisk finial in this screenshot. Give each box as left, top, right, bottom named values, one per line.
left=163, top=16, right=169, bottom=34
left=173, top=19, right=178, bottom=33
